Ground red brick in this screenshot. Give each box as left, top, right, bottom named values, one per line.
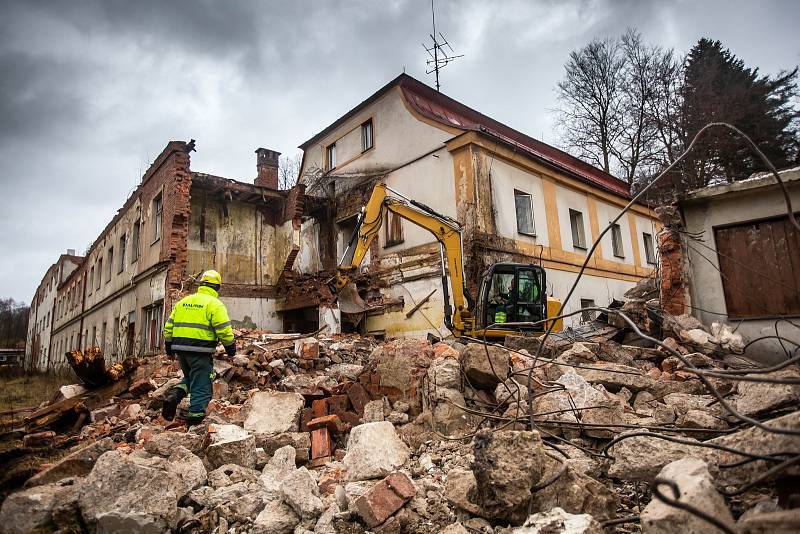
left=311, top=399, right=328, bottom=418
left=354, top=472, right=416, bottom=527
left=326, top=394, right=350, bottom=415
left=307, top=414, right=344, bottom=434
left=311, top=428, right=332, bottom=459
left=347, top=383, right=369, bottom=415
left=308, top=455, right=333, bottom=468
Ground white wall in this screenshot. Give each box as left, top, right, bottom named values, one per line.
left=490, top=158, right=549, bottom=247
left=682, top=173, right=800, bottom=364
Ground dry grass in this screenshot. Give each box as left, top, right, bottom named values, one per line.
left=0, top=369, right=74, bottom=413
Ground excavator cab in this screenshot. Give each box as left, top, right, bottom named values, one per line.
left=476, top=263, right=548, bottom=333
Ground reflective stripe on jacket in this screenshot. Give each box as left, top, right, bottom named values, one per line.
left=163, top=286, right=235, bottom=353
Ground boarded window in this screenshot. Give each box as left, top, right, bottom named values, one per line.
left=514, top=190, right=536, bottom=236
left=610, top=223, right=624, bottom=258
left=384, top=210, right=404, bottom=247
left=714, top=215, right=800, bottom=319
left=643, top=232, right=656, bottom=264
left=569, top=209, right=587, bottom=249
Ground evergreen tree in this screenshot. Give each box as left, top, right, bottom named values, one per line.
left=680, top=38, right=799, bottom=188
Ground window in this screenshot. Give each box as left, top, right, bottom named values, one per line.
left=514, top=190, right=536, bottom=236
left=131, top=219, right=141, bottom=262
left=107, top=247, right=114, bottom=281
left=610, top=223, right=624, bottom=258
left=118, top=234, right=126, bottom=273
left=361, top=120, right=373, bottom=152
left=326, top=143, right=337, bottom=171
left=142, top=303, right=164, bottom=353
left=112, top=316, right=119, bottom=356
left=384, top=210, right=404, bottom=247
left=152, top=194, right=163, bottom=242
left=569, top=209, right=587, bottom=249
left=96, top=259, right=102, bottom=289
left=88, top=267, right=94, bottom=295
left=91, top=325, right=97, bottom=347
left=580, top=298, right=596, bottom=322
left=643, top=232, right=656, bottom=264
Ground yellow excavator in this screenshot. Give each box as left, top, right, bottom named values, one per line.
left=334, top=182, right=563, bottom=339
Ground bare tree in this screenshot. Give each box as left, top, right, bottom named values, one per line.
left=556, top=36, right=625, bottom=174
left=556, top=30, right=681, bottom=184
left=278, top=153, right=302, bottom=190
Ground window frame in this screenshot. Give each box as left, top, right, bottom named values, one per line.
left=131, top=219, right=141, bottom=262
left=326, top=143, right=337, bottom=171
left=569, top=209, right=587, bottom=250
left=642, top=232, right=656, bottom=265
left=96, top=259, right=103, bottom=289
left=610, top=223, right=625, bottom=258
left=361, top=119, right=374, bottom=152
left=118, top=234, right=127, bottom=273
left=107, top=247, right=114, bottom=282
left=513, top=189, right=536, bottom=237
left=580, top=298, right=596, bottom=322
left=383, top=209, right=404, bottom=248
left=152, top=194, right=163, bottom=244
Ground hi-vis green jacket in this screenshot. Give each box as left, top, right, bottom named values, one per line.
left=163, top=286, right=235, bottom=353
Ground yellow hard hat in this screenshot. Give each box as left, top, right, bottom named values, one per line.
left=200, top=270, right=222, bottom=285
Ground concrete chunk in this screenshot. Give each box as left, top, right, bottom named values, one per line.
left=343, top=421, right=411, bottom=481
left=244, top=391, right=305, bottom=435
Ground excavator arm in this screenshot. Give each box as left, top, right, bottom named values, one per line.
left=336, top=182, right=472, bottom=336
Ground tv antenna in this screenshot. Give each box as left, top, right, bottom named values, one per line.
left=422, top=0, right=463, bottom=92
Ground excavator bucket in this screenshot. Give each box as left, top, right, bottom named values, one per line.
left=337, top=282, right=370, bottom=314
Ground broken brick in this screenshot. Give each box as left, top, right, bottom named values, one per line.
left=340, top=411, right=361, bottom=428
left=300, top=408, right=314, bottom=432
left=354, top=472, right=416, bottom=527
left=347, top=383, right=370, bottom=415
left=311, top=399, right=328, bottom=418
left=308, top=414, right=344, bottom=434
left=326, top=394, right=350, bottom=415
left=311, top=427, right=332, bottom=459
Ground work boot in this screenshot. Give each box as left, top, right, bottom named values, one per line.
left=161, top=386, right=188, bottom=421
left=177, top=409, right=205, bottom=427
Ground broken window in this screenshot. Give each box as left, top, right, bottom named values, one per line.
left=569, top=209, right=587, bottom=249
left=118, top=234, right=126, bottom=273
left=142, top=303, right=163, bottom=353
left=152, top=194, right=163, bottom=242
left=384, top=210, right=404, bottom=247
left=96, top=259, right=102, bottom=289
left=107, top=247, right=114, bottom=281
left=131, top=219, right=141, bottom=262
left=514, top=190, right=536, bottom=236
left=101, top=321, right=107, bottom=353
left=88, top=267, right=94, bottom=295
left=326, top=143, right=337, bottom=171
left=610, top=223, right=624, bottom=258
left=112, top=316, right=119, bottom=356
left=580, top=298, right=596, bottom=322
left=643, top=232, right=656, bottom=264
left=361, top=120, right=373, bottom=152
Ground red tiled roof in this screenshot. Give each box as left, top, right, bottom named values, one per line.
left=299, top=73, right=631, bottom=199
left=397, top=76, right=631, bottom=198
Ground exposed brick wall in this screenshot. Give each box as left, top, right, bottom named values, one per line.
left=161, top=146, right=193, bottom=311
left=656, top=206, right=690, bottom=316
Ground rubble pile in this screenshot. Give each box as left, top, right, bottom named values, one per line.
left=1, top=299, right=800, bottom=533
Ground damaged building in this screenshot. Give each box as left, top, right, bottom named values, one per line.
left=295, top=73, right=660, bottom=337
left=26, top=142, right=307, bottom=371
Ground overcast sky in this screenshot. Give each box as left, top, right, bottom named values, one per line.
left=1, top=0, right=798, bottom=304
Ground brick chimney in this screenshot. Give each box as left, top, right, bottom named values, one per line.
left=255, top=148, right=280, bottom=189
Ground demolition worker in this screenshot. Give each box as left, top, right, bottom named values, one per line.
left=161, top=270, right=236, bottom=425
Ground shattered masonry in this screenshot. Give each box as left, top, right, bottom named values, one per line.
left=3, top=289, right=800, bottom=532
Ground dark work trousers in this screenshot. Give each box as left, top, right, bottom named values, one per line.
left=176, top=351, right=214, bottom=417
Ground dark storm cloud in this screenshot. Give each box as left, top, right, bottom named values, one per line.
left=0, top=0, right=798, bottom=303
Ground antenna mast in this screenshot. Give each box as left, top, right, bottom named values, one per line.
left=423, top=0, right=463, bottom=91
